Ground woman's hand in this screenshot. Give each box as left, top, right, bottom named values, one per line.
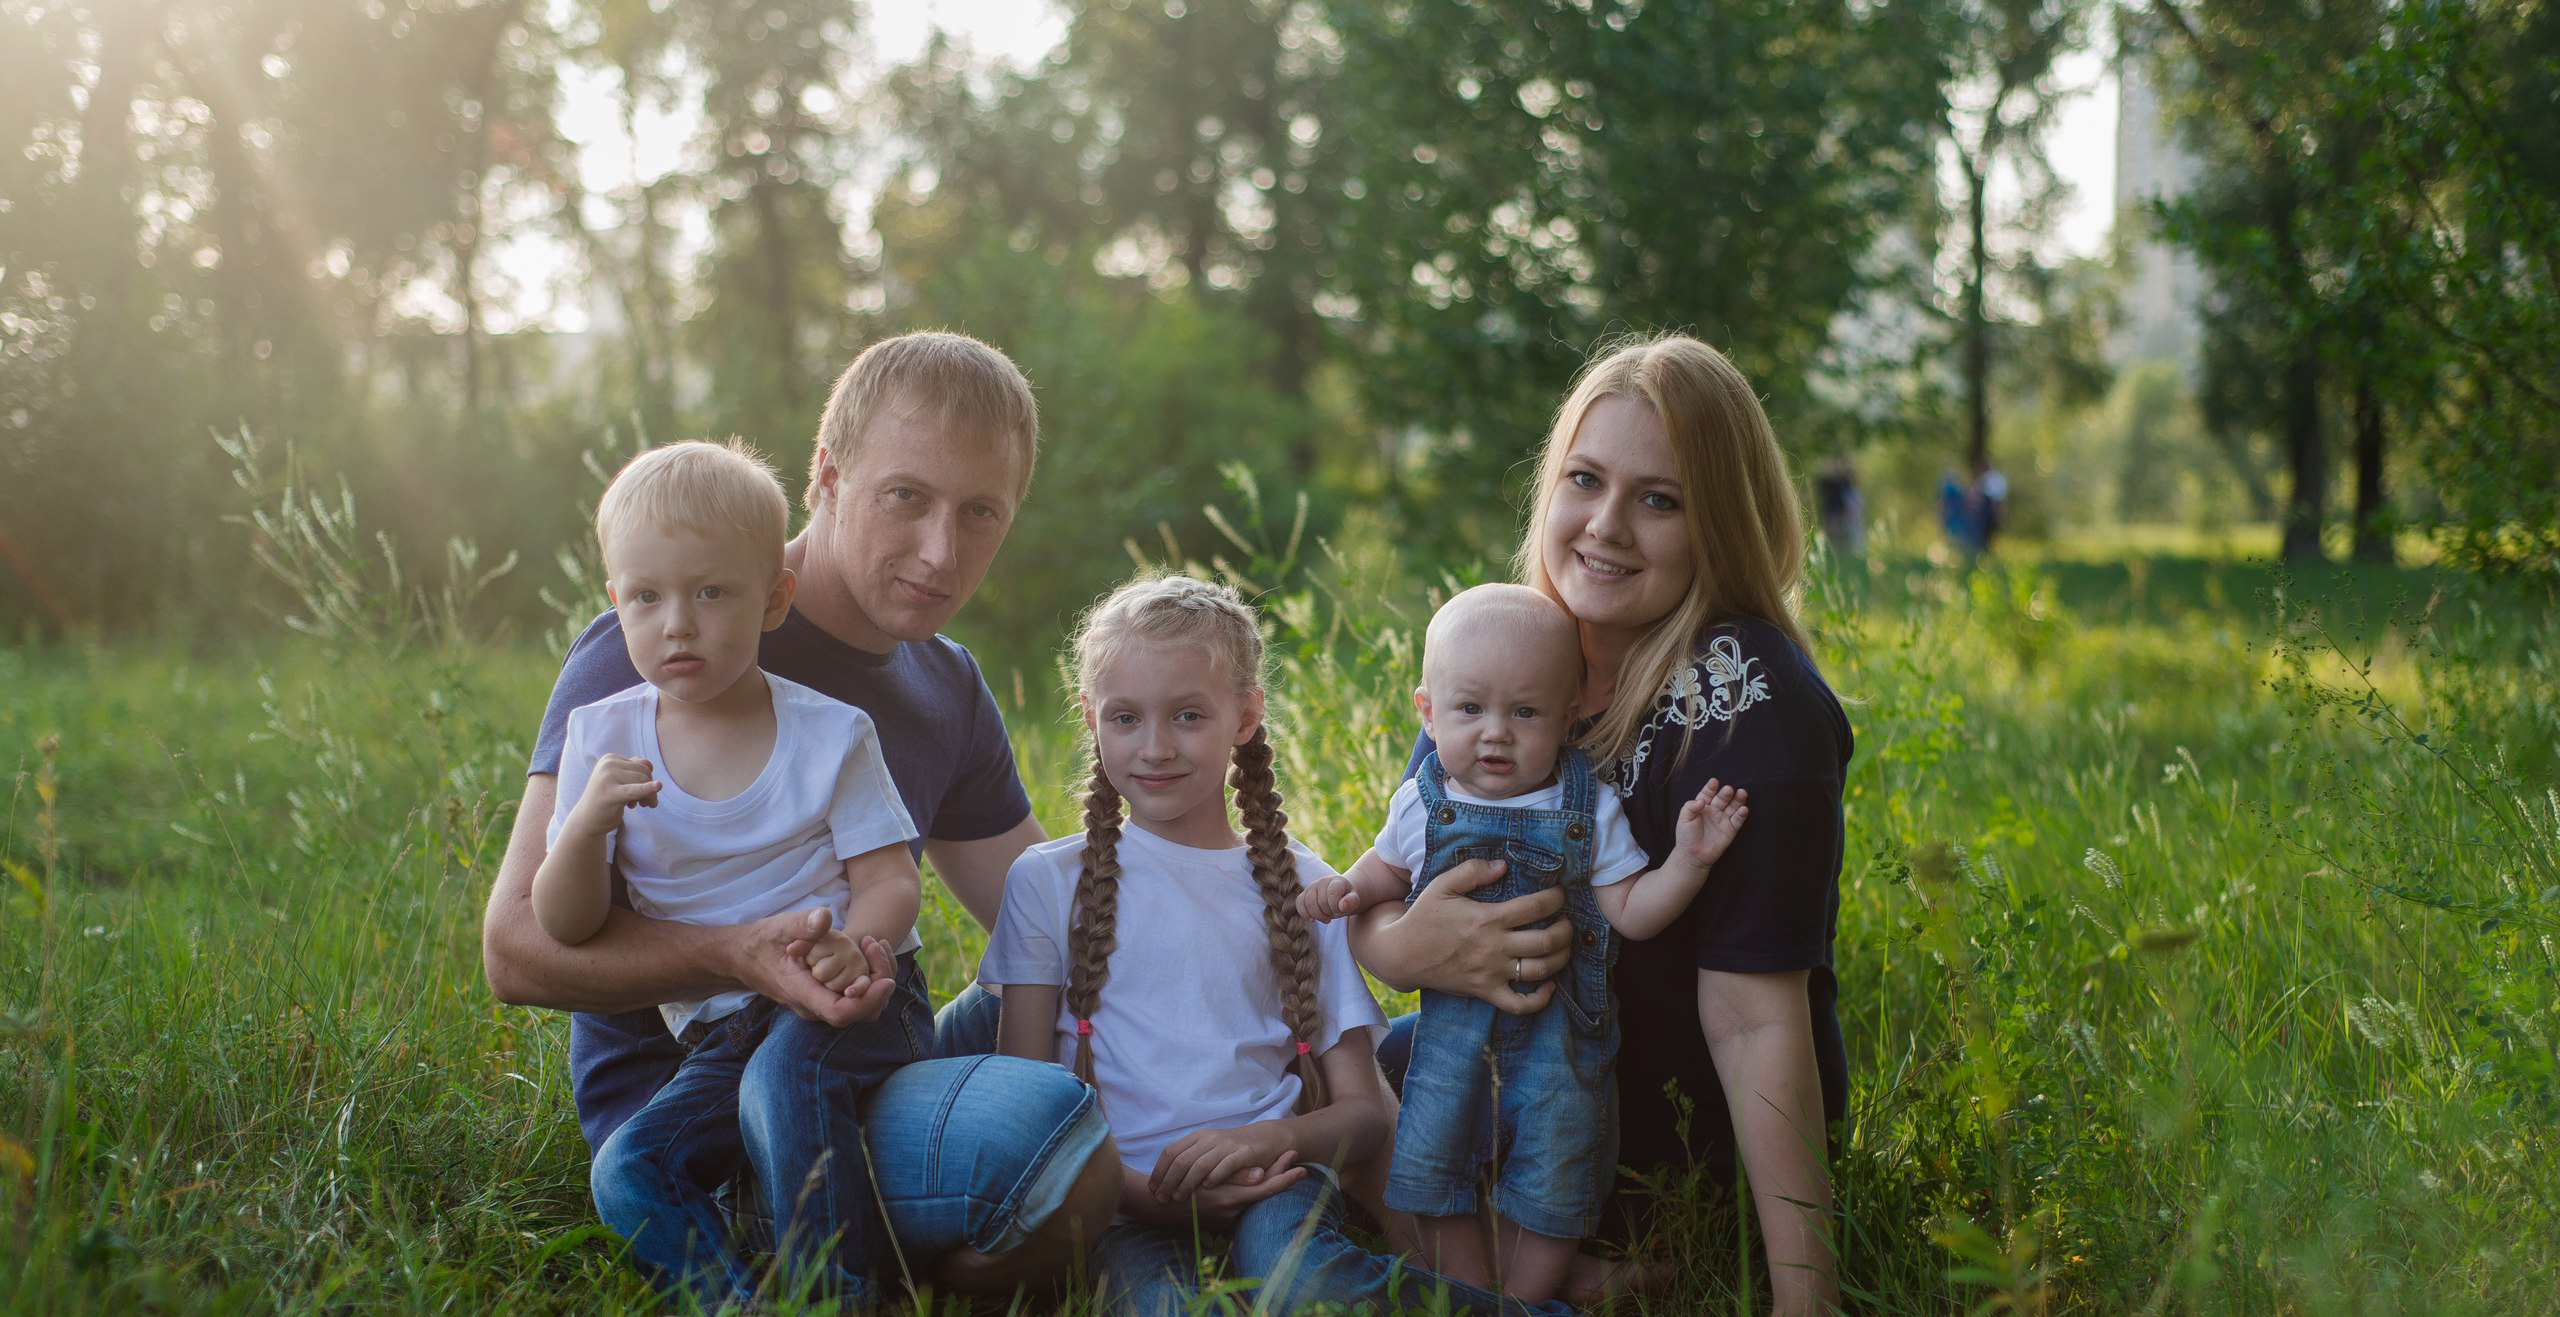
left=1149, top=1123, right=1295, bottom=1203
left=1347, top=858, right=1571, bottom=1013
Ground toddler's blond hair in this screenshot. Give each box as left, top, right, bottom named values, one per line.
left=597, top=439, right=789, bottom=579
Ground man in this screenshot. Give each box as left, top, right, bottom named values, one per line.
left=482, top=331, right=1116, bottom=1291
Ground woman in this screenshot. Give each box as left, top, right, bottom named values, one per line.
left=1353, top=334, right=1852, bottom=1316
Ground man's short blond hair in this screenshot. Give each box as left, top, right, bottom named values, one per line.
left=810, top=330, right=1040, bottom=509
left=597, top=439, right=789, bottom=579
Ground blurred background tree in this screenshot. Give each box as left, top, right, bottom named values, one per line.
left=4, top=0, right=2556, bottom=651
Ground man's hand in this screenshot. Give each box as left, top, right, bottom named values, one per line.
left=728, top=908, right=890, bottom=1027
left=566, top=753, right=659, bottom=837
left=1149, top=1122, right=1296, bottom=1203
left=1297, top=874, right=1362, bottom=924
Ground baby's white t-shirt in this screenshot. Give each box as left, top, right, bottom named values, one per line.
left=978, top=825, right=1387, bottom=1175
left=549, top=671, right=919, bottom=1037
left=1371, top=774, right=1650, bottom=889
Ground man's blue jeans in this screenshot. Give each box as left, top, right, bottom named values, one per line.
left=1091, top=1166, right=1581, bottom=1316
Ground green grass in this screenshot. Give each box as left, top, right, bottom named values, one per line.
left=3, top=537, right=2555, bottom=1314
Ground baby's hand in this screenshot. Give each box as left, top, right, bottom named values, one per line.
left=1296, top=874, right=1363, bottom=924
left=1676, top=779, right=1748, bottom=868
left=803, top=929, right=874, bottom=994
left=570, top=753, right=660, bottom=837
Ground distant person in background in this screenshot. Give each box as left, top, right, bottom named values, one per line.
left=1969, top=458, right=2009, bottom=555
left=1938, top=468, right=1974, bottom=554
left=1813, top=459, right=1865, bottom=557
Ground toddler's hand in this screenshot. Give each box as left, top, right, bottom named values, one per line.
left=1296, top=875, right=1362, bottom=924
left=570, top=753, right=660, bottom=836
left=1676, top=778, right=1748, bottom=868
left=803, top=928, right=872, bottom=994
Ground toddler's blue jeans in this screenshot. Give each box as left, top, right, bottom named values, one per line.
left=590, top=972, right=930, bottom=1310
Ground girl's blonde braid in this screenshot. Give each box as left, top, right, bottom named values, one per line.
left=1063, top=750, right=1124, bottom=1093
left=1231, top=725, right=1330, bottom=1112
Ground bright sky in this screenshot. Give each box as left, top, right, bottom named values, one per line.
left=492, top=2, right=2116, bottom=334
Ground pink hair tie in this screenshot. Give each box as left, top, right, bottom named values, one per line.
left=1295, top=1041, right=1312, bottom=1056
left=1076, top=1019, right=1094, bottom=1037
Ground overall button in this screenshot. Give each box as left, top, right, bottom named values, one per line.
left=1565, top=821, right=1588, bottom=840
left=1579, top=930, right=1598, bottom=947
left=1436, top=807, right=1457, bottom=825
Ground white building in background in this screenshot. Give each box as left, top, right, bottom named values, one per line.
left=2112, top=51, right=2205, bottom=368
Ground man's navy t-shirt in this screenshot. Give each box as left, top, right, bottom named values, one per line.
left=529, top=607, right=1034, bottom=1150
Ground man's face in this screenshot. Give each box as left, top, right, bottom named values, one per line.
left=805, top=404, right=1024, bottom=652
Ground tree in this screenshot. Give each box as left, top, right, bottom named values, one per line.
left=1320, top=0, right=1947, bottom=491
left=1937, top=0, right=2090, bottom=473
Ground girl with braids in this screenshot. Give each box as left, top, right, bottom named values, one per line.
left=978, top=574, right=1580, bottom=1317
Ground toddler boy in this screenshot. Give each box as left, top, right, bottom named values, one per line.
left=533, top=439, right=929, bottom=1309
left=1302, top=583, right=1747, bottom=1302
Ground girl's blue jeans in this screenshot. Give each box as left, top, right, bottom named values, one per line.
left=1091, top=1166, right=1581, bottom=1316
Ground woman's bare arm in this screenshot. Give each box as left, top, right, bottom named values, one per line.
left=1698, top=968, right=1838, bottom=1317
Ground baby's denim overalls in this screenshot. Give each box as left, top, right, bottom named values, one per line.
left=1384, top=750, right=1619, bottom=1239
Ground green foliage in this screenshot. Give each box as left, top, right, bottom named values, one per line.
left=2144, top=0, right=2560, bottom=569
left=1322, top=0, right=1947, bottom=476
left=8, top=465, right=2559, bottom=1311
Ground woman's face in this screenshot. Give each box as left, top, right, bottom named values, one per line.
left=1539, top=395, right=1696, bottom=640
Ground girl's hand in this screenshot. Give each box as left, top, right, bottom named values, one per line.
left=1187, top=1152, right=1305, bottom=1228
left=1676, top=779, right=1748, bottom=868
left=1150, top=1123, right=1296, bottom=1203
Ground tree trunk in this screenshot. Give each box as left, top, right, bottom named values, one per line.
left=2352, top=375, right=2390, bottom=563
left=2279, top=345, right=2326, bottom=561
left=750, top=171, right=800, bottom=399
left=2269, top=174, right=2326, bottom=562
left=1964, top=153, right=1991, bottom=472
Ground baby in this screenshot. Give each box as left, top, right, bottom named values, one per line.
left=1302, top=583, right=1747, bottom=1302
left=532, top=440, right=928, bottom=1310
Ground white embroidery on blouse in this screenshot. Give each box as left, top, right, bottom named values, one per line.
left=1607, top=633, right=1773, bottom=797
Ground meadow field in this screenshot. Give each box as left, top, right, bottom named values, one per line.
left=3, top=510, right=2555, bottom=1315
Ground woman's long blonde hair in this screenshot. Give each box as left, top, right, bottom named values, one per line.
left=1061, top=574, right=1330, bottom=1112
left=1516, top=334, right=1810, bottom=774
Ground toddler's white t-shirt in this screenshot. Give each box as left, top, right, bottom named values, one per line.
left=1372, top=773, right=1649, bottom=889
left=549, top=671, right=919, bottom=1037
left=979, top=826, right=1387, bottom=1175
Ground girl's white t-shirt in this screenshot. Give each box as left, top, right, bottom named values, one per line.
left=979, top=825, right=1387, bottom=1174
left=548, top=671, right=920, bottom=1037
left=1372, top=775, right=1650, bottom=887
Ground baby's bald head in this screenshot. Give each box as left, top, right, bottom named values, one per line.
left=1422, top=584, right=1582, bottom=706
